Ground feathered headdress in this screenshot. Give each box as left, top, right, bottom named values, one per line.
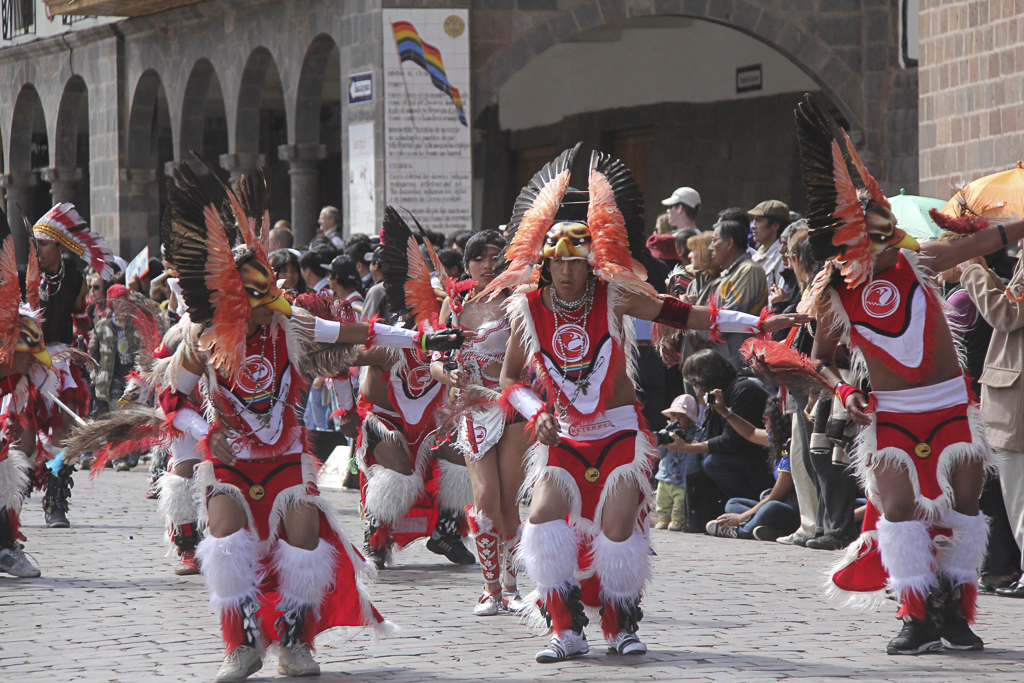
left=166, top=159, right=291, bottom=383
left=32, top=203, right=115, bottom=279
left=795, top=95, right=919, bottom=290
left=483, top=143, right=654, bottom=298
left=379, top=206, right=443, bottom=330
left=0, top=206, right=50, bottom=368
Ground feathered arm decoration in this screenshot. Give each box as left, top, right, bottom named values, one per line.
left=740, top=337, right=831, bottom=396
left=586, top=150, right=655, bottom=296
left=928, top=210, right=989, bottom=235
left=61, top=406, right=171, bottom=478
left=380, top=206, right=441, bottom=329
left=199, top=205, right=250, bottom=382
left=483, top=143, right=580, bottom=297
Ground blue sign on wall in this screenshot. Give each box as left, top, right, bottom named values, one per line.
left=349, top=72, right=373, bottom=104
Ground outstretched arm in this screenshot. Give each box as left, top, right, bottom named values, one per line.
left=922, top=217, right=1024, bottom=273
left=618, top=288, right=808, bottom=334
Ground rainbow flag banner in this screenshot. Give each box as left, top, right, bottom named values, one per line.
left=392, top=20, right=468, bottom=126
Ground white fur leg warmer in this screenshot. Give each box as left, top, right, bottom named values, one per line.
left=363, top=465, right=424, bottom=525
left=936, top=509, right=990, bottom=587
left=590, top=532, right=650, bottom=606
left=0, top=451, right=30, bottom=513
left=197, top=528, right=262, bottom=612
left=270, top=538, right=339, bottom=616
left=520, top=520, right=579, bottom=593
left=157, top=473, right=198, bottom=527
left=876, top=517, right=936, bottom=600
left=435, top=459, right=474, bottom=514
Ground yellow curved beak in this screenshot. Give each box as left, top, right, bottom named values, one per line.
left=32, top=348, right=52, bottom=367
left=890, top=231, right=920, bottom=252
left=263, top=293, right=293, bottom=318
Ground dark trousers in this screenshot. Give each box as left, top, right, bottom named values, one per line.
left=725, top=497, right=801, bottom=539
left=702, top=453, right=773, bottom=503
left=980, top=471, right=1022, bottom=577
left=808, top=398, right=858, bottom=540
left=634, top=345, right=669, bottom=432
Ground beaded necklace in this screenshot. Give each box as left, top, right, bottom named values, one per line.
left=549, top=275, right=596, bottom=420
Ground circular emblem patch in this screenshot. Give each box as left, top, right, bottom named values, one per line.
left=472, top=424, right=487, bottom=443
left=914, top=442, right=932, bottom=459
left=235, top=354, right=274, bottom=395
left=552, top=324, right=589, bottom=364
left=584, top=467, right=601, bottom=483
left=861, top=280, right=900, bottom=319
left=405, top=365, right=434, bottom=394
left=248, top=484, right=266, bottom=501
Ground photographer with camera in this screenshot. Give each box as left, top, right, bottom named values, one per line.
left=700, top=395, right=800, bottom=541
left=668, top=350, right=775, bottom=508
left=653, top=395, right=705, bottom=531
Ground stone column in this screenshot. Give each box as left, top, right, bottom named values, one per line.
left=218, top=152, right=266, bottom=184
left=1, top=170, right=39, bottom=259
left=119, top=168, right=160, bottom=258
left=278, top=142, right=326, bottom=247
left=41, top=167, right=84, bottom=205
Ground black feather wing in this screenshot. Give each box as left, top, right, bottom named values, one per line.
left=167, top=163, right=217, bottom=325
left=380, top=205, right=416, bottom=318
left=589, top=151, right=646, bottom=262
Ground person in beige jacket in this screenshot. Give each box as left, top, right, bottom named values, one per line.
left=960, top=252, right=1024, bottom=597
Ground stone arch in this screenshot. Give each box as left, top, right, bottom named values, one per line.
left=53, top=75, right=91, bottom=221
left=124, top=69, right=173, bottom=257
left=7, top=84, right=50, bottom=258
left=180, top=59, right=229, bottom=173
left=475, top=4, right=864, bottom=132
left=234, top=47, right=289, bottom=223
left=287, top=34, right=341, bottom=245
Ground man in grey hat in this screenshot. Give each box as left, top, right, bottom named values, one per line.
left=748, top=199, right=789, bottom=288
left=662, top=187, right=701, bottom=232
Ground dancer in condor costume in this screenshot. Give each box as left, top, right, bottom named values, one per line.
left=353, top=207, right=475, bottom=570
left=29, top=203, right=114, bottom=528
left=0, top=207, right=52, bottom=578
left=140, top=164, right=464, bottom=682
left=793, top=95, right=1024, bottom=654
left=430, top=229, right=531, bottom=615
left=495, top=145, right=805, bottom=662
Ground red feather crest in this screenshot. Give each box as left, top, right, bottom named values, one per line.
left=404, top=236, right=441, bottom=330
left=0, top=235, right=19, bottom=364
left=25, top=239, right=40, bottom=311
left=587, top=159, right=655, bottom=297
left=928, top=209, right=989, bottom=235
left=741, top=337, right=831, bottom=395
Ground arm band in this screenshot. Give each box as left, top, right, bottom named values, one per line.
left=172, top=407, right=212, bottom=442
left=712, top=309, right=762, bottom=334
left=835, top=382, right=863, bottom=407
left=998, top=223, right=1008, bottom=247
left=366, top=323, right=418, bottom=349
left=654, top=297, right=692, bottom=329
left=507, top=386, right=544, bottom=421
left=313, top=317, right=342, bottom=343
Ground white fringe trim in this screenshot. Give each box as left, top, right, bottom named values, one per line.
left=607, top=283, right=638, bottom=385
left=877, top=517, right=937, bottom=600
left=363, top=467, right=424, bottom=525
left=855, top=403, right=993, bottom=523
left=935, top=508, right=990, bottom=587
left=270, top=537, right=340, bottom=618
left=157, top=472, right=199, bottom=556
left=589, top=531, right=649, bottom=605
left=196, top=528, right=263, bottom=613
left=0, top=450, right=30, bottom=513
left=435, top=459, right=473, bottom=514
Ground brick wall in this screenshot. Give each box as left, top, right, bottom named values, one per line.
left=919, top=0, right=1024, bottom=200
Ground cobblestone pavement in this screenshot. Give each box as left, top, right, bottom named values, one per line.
left=3, top=468, right=1024, bottom=682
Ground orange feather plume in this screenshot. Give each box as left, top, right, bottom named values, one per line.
left=0, top=236, right=19, bottom=364
left=403, top=235, right=441, bottom=330
left=25, top=238, right=40, bottom=311
left=198, top=205, right=250, bottom=383
left=587, top=165, right=656, bottom=297
left=843, top=130, right=890, bottom=210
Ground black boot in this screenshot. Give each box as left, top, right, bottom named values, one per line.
left=928, top=577, right=984, bottom=650
left=363, top=517, right=390, bottom=570
left=42, top=463, right=74, bottom=528
left=426, top=509, right=476, bottom=565
left=886, top=617, right=942, bottom=655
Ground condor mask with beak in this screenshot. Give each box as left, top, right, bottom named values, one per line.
left=15, top=308, right=52, bottom=367
left=542, top=221, right=592, bottom=260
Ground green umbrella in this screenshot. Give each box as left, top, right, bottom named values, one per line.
left=888, top=189, right=946, bottom=240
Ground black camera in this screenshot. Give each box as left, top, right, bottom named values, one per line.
left=654, top=420, right=686, bottom=447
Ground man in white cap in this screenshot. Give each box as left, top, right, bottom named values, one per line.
left=662, top=187, right=701, bottom=232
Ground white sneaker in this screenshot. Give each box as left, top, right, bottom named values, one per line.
left=607, top=630, right=647, bottom=655
left=277, top=642, right=320, bottom=677
left=473, top=590, right=501, bottom=616
left=502, top=589, right=528, bottom=612
left=536, top=630, right=590, bottom=663
left=0, top=546, right=40, bottom=578
left=776, top=531, right=809, bottom=546
left=214, top=645, right=262, bottom=682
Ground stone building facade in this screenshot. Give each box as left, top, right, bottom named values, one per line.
left=0, top=0, right=919, bottom=259
left=918, top=0, right=1024, bottom=201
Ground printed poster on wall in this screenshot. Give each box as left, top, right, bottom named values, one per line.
left=348, top=121, right=376, bottom=235
left=382, top=8, right=471, bottom=235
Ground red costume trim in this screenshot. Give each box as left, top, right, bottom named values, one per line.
left=652, top=296, right=691, bottom=330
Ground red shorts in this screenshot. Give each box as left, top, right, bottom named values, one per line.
left=211, top=454, right=313, bottom=540
left=548, top=431, right=644, bottom=523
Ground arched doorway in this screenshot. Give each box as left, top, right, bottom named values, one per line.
left=8, top=84, right=51, bottom=258
left=288, top=34, right=341, bottom=246
left=478, top=14, right=859, bottom=234
left=179, top=58, right=229, bottom=195
left=235, top=47, right=289, bottom=226
left=124, top=69, right=173, bottom=257
left=52, top=75, right=91, bottom=222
